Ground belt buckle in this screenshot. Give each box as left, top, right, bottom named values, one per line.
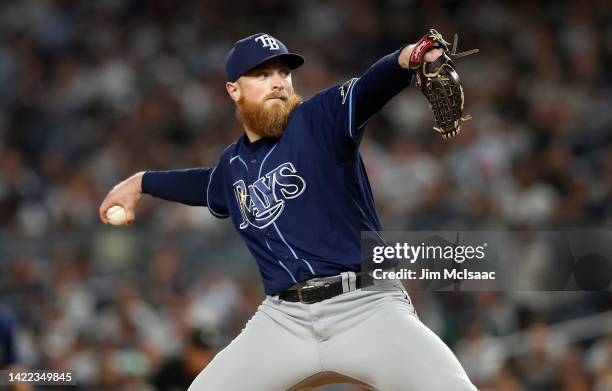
left=297, top=285, right=319, bottom=304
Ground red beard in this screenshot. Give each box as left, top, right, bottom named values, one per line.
left=236, top=93, right=303, bottom=140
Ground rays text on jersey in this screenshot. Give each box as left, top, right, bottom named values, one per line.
left=233, top=162, right=306, bottom=229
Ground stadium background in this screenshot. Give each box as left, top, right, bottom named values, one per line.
left=1, top=0, right=612, bottom=390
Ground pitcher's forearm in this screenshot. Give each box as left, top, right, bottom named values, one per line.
left=141, top=168, right=210, bottom=206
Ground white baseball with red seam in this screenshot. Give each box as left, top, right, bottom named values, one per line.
left=106, top=205, right=127, bottom=226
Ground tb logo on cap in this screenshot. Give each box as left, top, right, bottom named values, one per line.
left=255, top=34, right=280, bottom=50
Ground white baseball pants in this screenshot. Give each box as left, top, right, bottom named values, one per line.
left=188, top=279, right=476, bottom=391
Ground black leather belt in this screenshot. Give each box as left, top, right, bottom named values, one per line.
left=278, top=273, right=368, bottom=304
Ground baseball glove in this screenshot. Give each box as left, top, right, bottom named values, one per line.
left=409, top=29, right=479, bottom=139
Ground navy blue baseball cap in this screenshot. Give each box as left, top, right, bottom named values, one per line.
left=225, top=33, right=304, bottom=82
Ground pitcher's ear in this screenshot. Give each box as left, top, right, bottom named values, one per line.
left=226, top=81, right=241, bottom=102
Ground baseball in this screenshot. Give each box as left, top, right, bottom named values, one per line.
left=106, top=205, right=127, bottom=226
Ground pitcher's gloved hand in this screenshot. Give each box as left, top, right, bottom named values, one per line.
left=409, top=29, right=479, bottom=139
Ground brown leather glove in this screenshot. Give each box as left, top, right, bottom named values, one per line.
left=409, top=29, right=479, bottom=139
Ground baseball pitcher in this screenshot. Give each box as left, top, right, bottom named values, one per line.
left=100, top=32, right=478, bottom=390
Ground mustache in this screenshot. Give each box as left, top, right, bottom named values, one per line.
left=265, top=92, right=289, bottom=100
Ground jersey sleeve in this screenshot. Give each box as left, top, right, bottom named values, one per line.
left=300, top=79, right=363, bottom=161
left=142, top=160, right=229, bottom=218
left=205, top=163, right=230, bottom=218
left=300, top=49, right=413, bottom=160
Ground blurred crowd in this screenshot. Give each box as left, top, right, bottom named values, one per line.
left=1, top=0, right=612, bottom=390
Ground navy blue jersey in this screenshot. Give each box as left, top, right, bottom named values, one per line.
left=143, top=49, right=413, bottom=294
